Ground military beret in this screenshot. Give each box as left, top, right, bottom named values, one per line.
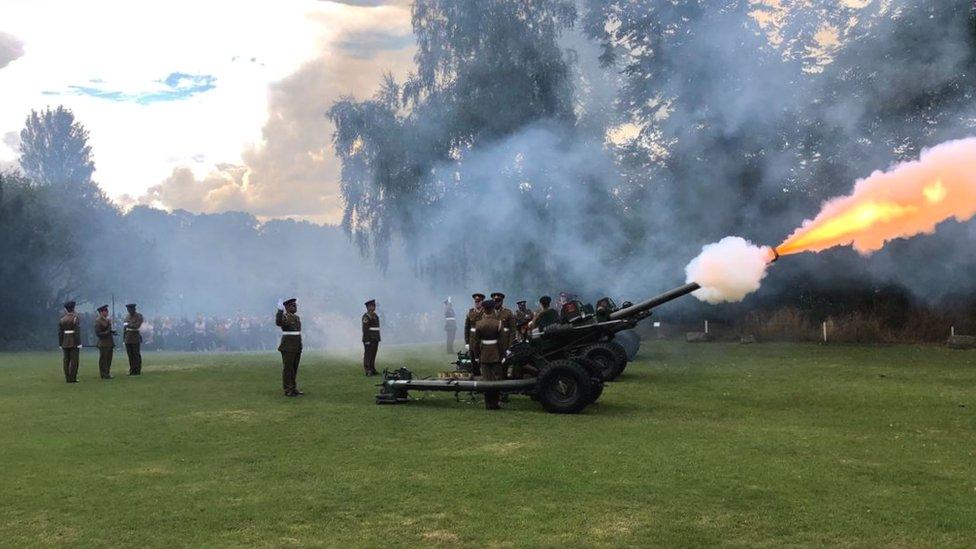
left=283, top=298, right=297, bottom=306
left=125, top=303, right=137, bottom=308
left=491, top=292, right=505, bottom=299
left=64, top=301, right=76, bottom=310
left=472, top=293, right=485, bottom=300
left=365, top=299, right=376, bottom=307
left=481, top=298, right=496, bottom=310
left=97, top=304, right=109, bottom=312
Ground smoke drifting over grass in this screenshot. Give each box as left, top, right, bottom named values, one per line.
left=685, top=237, right=773, bottom=304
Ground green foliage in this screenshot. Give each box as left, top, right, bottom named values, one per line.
left=0, top=344, right=973, bottom=545
left=0, top=107, right=161, bottom=347
left=329, top=0, right=583, bottom=286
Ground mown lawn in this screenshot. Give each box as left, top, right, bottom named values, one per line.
left=0, top=342, right=974, bottom=547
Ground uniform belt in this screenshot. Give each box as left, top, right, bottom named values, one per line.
left=369, top=327, right=380, bottom=331
left=63, top=330, right=75, bottom=334
left=445, top=317, right=455, bottom=320
left=469, top=328, right=476, bottom=333
left=281, top=331, right=301, bottom=336
left=481, top=339, right=498, bottom=344
left=503, top=328, right=510, bottom=332
left=125, top=328, right=139, bottom=331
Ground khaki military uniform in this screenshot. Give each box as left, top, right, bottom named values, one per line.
left=472, top=312, right=503, bottom=409
left=496, top=306, right=516, bottom=352
left=58, top=312, right=81, bottom=382
left=123, top=312, right=144, bottom=375
left=444, top=306, right=456, bottom=354
left=463, top=307, right=483, bottom=346
left=276, top=309, right=303, bottom=395
left=94, top=315, right=115, bottom=378
left=362, top=312, right=380, bottom=374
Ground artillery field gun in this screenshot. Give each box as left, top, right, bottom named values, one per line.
left=376, top=282, right=700, bottom=414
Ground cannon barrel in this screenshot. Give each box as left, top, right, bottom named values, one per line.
left=608, top=282, right=701, bottom=320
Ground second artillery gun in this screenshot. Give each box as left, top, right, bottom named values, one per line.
left=376, top=282, right=701, bottom=414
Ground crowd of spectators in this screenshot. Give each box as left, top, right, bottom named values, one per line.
left=71, top=311, right=443, bottom=351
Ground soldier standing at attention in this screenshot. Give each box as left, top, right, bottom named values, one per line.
left=94, top=304, right=116, bottom=379
left=58, top=301, right=82, bottom=383
left=275, top=298, right=303, bottom=397
left=472, top=298, right=503, bottom=410
left=463, top=293, right=485, bottom=350
left=491, top=292, right=516, bottom=354
left=362, top=299, right=380, bottom=376
left=443, top=298, right=456, bottom=354
left=514, top=300, right=534, bottom=342
left=123, top=303, right=144, bottom=375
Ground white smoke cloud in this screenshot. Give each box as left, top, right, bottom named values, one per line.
left=685, top=236, right=773, bottom=304
left=0, top=31, right=24, bottom=69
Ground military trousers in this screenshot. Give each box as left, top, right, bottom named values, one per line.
left=98, top=347, right=113, bottom=378
left=125, top=343, right=142, bottom=375
left=281, top=351, right=301, bottom=394
left=445, top=329, right=456, bottom=354
left=481, top=362, right=504, bottom=409
left=62, top=348, right=79, bottom=382
left=363, top=341, right=379, bottom=374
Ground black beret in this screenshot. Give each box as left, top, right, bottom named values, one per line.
left=64, top=301, right=76, bottom=310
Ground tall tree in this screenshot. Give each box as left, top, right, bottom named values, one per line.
left=330, top=0, right=621, bottom=292
left=19, top=107, right=99, bottom=193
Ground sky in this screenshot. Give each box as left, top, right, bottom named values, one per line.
left=0, top=0, right=413, bottom=224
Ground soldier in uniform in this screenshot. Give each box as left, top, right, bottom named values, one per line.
left=94, top=304, right=116, bottom=379
left=58, top=301, right=82, bottom=383
left=530, top=295, right=559, bottom=332
left=463, top=293, right=485, bottom=350
left=123, top=303, right=144, bottom=375
left=472, top=298, right=503, bottom=410
left=362, top=299, right=380, bottom=376
left=514, top=300, right=534, bottom=342
left=275, top=298, right=303, bottom=396
left=443, top=298, right=456, bottom=354
left=491, top=292, right=516, bottom=364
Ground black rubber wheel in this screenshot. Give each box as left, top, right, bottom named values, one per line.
left=614, top=329, right=641, bottom=361
left=537, top=359, right=593, bottom=414
left=573, top=357, right=605, bottom=404
left=579, top=343, right=627, bottom=381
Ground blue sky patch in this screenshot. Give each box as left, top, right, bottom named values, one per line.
left=49, top=72, right=216, bottom=104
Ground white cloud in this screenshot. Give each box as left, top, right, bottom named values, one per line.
left=0, top=0, right=412, bottom=222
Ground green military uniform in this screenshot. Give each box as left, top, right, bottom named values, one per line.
left=94, top=306, right=115, bottom=379
left=534, top=307, right=558, bottom=331
left=58, top=304, right=81, bottom=383
left=472, top=303, right=503, bottom=410
left=444, top=301, right=456, bottom=354
left=362, top=301, right=380, bottom=375
left=276, top=299, right=303, bottom=396
left=123, top=305, right=144, bottom=375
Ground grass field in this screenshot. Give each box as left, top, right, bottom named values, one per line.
left=0, top=342, right=974, bottom=547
